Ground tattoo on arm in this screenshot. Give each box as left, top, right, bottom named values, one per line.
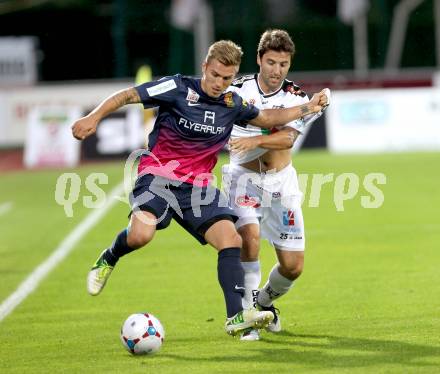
left=111, top=88, right=141, bottom=107
left=287, top=129, right=299, bottom=140
left=301, top=104, right=311, bottom=116
left=125, top=88, right=141, bottom=104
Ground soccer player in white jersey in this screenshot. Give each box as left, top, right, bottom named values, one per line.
left=224, top=29, right=330, bottom=340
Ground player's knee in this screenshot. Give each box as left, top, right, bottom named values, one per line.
left=243, top=232, right=259, bottom=250
left=219, top=230, right=242, bottom=249
left=205, top=220, right=242, bottom=250
left=241, top=234, right=260, bottom=260
left=230, top=231, right=243, bottom=249
left=127, top=230, right=153, bottom=249
left=238, top=225, right=259, bottom=259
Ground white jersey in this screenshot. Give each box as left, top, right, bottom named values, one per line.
left=228, top=74, right=309, bottom=165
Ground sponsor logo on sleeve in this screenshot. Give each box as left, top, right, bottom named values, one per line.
left=146, top=79, right=177, bottom=97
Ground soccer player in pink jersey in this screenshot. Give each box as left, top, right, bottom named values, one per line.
left=72, top=40, right=327, bottom=336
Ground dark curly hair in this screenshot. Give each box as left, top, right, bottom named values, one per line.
left=257, top=29, right=295, bottom=59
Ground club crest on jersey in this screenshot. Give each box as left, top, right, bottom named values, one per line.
left=285, top=84, right=306, bottom=97
left=285, top=85, right=296, bottom=94
left=282, top=210, right=295, bottom=226
left=224, top=92, right=235, bottom=108
left=186, top=87, right=200, bottom=103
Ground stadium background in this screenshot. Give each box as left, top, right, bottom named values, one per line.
left=1, top=1, right=440, bottom=373
left=0, top=0, right=437, bottom=79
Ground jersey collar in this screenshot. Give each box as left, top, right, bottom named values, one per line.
left=195, top=77, right=226, bottom=101
left=256, top=74, right=284, bottom=98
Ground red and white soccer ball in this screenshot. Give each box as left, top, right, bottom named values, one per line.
left=120, top=313, right=165, bottom=355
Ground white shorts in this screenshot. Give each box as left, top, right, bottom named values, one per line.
left=222, top=163, right=305, bottom=251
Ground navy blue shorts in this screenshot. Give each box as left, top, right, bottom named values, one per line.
left=129, top=174, right=237, bottom=244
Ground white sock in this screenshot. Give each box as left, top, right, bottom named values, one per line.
left=241, top=261, right=261, bottom=309
left=257, top=263, right=294, bottom=307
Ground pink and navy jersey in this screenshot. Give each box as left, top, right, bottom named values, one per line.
left=135, top=74, right=259, bottom=186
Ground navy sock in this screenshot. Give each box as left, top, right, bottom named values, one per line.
left=217, top=247, right=245, bottom=318
left=103, top=229, right=136, bottom=266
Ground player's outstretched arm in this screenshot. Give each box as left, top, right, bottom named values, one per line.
left=72, top=87, right=141, bottom=140
left=249, top=89, right=328, bottom=129
left=229, top=128, right=299, bottom=153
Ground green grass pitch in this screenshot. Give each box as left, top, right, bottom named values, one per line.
left=0, top=151, right=439, bottom=373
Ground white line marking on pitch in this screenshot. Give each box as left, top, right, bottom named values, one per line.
left=0, top=183, right=125, bottom=323
left=0, top=201, right=13, bottom=216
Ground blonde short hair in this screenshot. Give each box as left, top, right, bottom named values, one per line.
left=205, top=40, right=243, bottom=66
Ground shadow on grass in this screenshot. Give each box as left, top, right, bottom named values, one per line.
left=160, top=331, right=440, bottom=369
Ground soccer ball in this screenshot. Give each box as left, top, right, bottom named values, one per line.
left=120, top=313, right=165, bottom=355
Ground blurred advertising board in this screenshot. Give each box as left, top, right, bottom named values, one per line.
left=0, top=82, right=130, bottom=146
left=24, top=106, right=81, bottom=168
left=0, top=37, right=37, bottom=86
left=326, top=87, right=440, bottom=152
left=81, top=105, right=147, bottom=160
left=434, top=71, right=440, bottom=88
left=23, top=105, right=147, bottom=168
